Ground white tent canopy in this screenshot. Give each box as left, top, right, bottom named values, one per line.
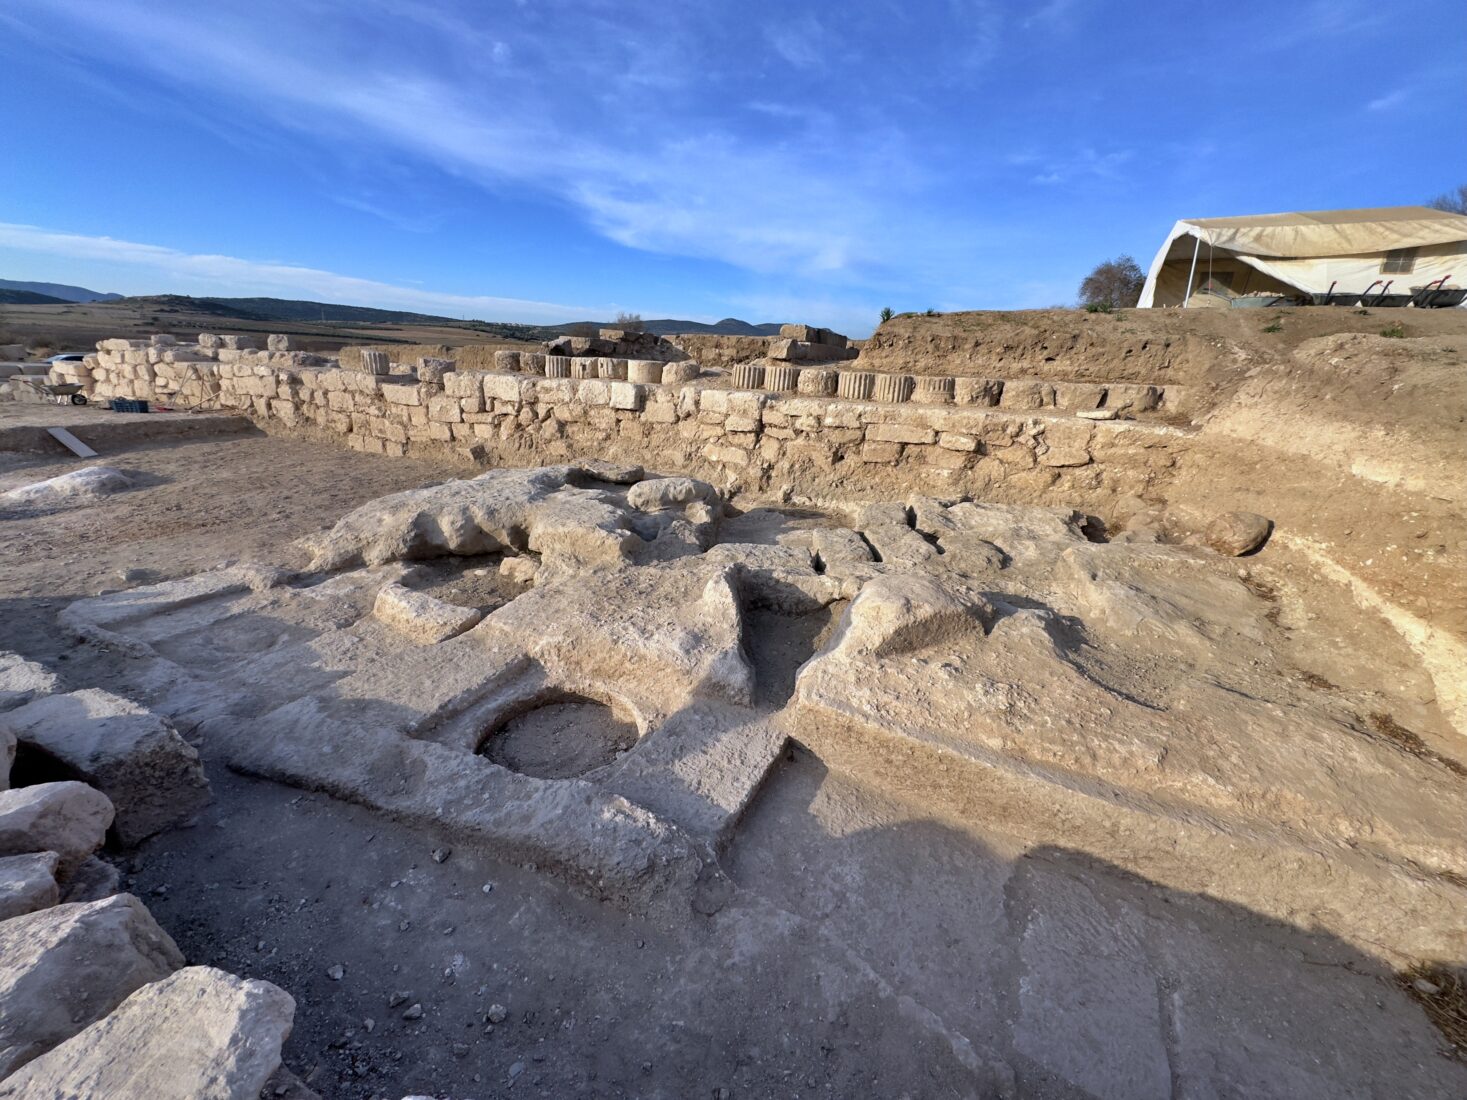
left=1138, top=206, right=1467, bottom=307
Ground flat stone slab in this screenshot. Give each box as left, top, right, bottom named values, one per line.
left=602, top=703, right=787, bottom=850
left=373, top=582, right=482, bottom=644
left=2, top=689, right=209, bottom=845
left=0, top=966, right=293, bottom=1100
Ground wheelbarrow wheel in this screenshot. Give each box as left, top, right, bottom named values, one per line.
left=69, top=393, right=89, bottom=405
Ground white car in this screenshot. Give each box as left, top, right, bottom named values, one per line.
left=47, top=352, right=89, bottom=364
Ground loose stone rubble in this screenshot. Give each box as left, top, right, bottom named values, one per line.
left=0, top=659, right=306, bottom=1097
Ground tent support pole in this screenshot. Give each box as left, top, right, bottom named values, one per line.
left=1182, top=236, right=1201, bottom=307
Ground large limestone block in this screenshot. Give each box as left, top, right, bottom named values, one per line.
left=797, top=367, right=837, bottom=396
left=810, top=526, right=874, bottom=566
left=661, top=360, right=700, bottom=383
left=373, top=583, right=482, bottom=644
left=1, top=466, right=131, bottom=508
left=627, top=476, right=718, bottom=512
left=0, top=852, right=59, bottom=921
left=1105, top=383, right=1161, bottom=413
left=1203, top=511, right=1272, bottom=556
left=830, top=575, right=990, bottom=658
left=305, top=466, right=638, bottom=574
left=0, top=782, right=113, bottom=873
left=2, top=690, right=209, bottom=846
left=1000, top=379, right=1055, bottom=409
left=0, top=966, right=291, bottom=1100
left=0, top=894, right=185, bottom=1077
left=484, top=564, right=755, bottom=709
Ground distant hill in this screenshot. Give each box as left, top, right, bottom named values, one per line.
left=0, top=279, right=123, bottom=303
left=634, top=318, right=783, bottom=337
left=3, top=286, right=789, bottom=339
left=548, top=318, right=784, bottom=337
left=198, top=296, right=487, bottom=326
left=0, top=289, right=70, bottom=305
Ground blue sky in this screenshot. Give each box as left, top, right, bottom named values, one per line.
left=1, top=0, right=1462, bottom=334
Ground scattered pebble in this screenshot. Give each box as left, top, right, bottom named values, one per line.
left=487, top=1004, right=508, bottom=1024
left=388, top=991, right=410, bottom=1008
left=1413, top=978, right=1442, bottom=996
left=508, top=1061, right=525, bottom=1080
left=402, top=1003, right=424, bottom=1020
left=398, top=919, right=411, bottom=932
left=326, top=964, right=345, bottom=981
left=451, top=1043, right=470, bottom=1057
left=481, top=883, right=495, bottom=894
left=363, top=1018, right=375, bottom=1033
left=431, top=847, right=452, bottom=864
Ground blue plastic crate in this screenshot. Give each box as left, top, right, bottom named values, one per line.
left=109, top=398, right=150, bottom=413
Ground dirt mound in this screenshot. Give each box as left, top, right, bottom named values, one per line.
left=1203, top=332, right=1467, bottom=501
left=860, top=306, right=1467, bottom=392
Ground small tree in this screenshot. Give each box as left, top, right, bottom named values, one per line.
left=1427, top=184, right=1467, bottom=215
left=1078, top=255, right=1145, bottom=310
left=879, top=307, right=893, bottom=324
left=614, top=311, right=645, bottom=332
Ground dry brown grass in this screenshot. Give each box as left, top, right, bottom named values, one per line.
left=1365, top=712, right=1467, bottom=778
left=1399, top=963, right=1467, bottom=1059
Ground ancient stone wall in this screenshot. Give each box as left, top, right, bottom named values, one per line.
left=62, top=335, right=1193, bottom=508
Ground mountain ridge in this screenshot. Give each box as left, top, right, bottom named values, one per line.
left=0, top=279, right=123, bottom=302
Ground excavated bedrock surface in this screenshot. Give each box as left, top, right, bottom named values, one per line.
left=0, top=315, right=1464, bottom=1100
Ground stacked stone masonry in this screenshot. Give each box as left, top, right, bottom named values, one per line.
left=58, top=335, right=1191, bottom=500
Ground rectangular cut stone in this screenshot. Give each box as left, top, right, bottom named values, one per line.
left=860, top=441, right=902, bottom=463
left=938, top=432, right=979, bottom=451
left=381, top=383, right=422, bottom=406
left=578, top=379, right=611, bottom=407
left=609, top=382, right=644, bottom=411
left=427, top=397, right=461, bottom=423
left=483, top=375, right=523, bottom=403
left=702, top=444, right=749, bottom=467
left=867, top=423, right=936, bottom=445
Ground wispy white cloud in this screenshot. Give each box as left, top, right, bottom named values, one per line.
left=0, top=222, right=603, bottom=324
left=1022, top=0, right=1085, bottom=31
left=1366, top=88, right=1409, bottom=112
left=765, top=14, right=830, bottom=70
left=1019, top=146, right=1133, bottom=186
left=5, top=0, right=987, bottom=287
